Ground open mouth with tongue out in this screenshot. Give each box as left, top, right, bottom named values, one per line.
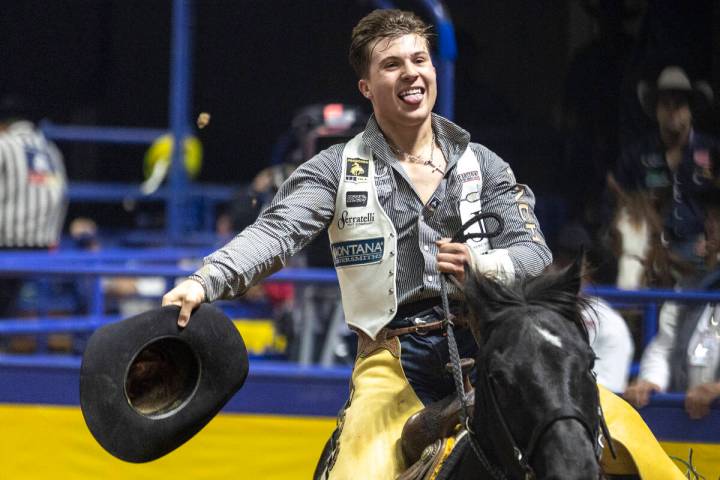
left=398, top=87, right=425, bottom=105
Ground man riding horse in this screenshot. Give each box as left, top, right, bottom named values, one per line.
left=163, top=9, right=681, bottom=479
left=164, top=9, right=550, bottom=477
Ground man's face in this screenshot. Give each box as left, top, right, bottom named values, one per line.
left=656, top=92, right=692, bottom=139
left=358, top=34, right=436, bottom=129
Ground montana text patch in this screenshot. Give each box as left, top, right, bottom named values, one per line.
left=331, top=237, right=384, bottom=267
left=346, top=191, right=368, bottom=207
left=345, top=158, right=369, bottom=182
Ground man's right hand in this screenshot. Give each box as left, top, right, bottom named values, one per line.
left=162, top=279, right=206, bottom=327
left=623, top=379, right=662, bottom=408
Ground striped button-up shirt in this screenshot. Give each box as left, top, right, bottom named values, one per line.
left=192, top=114, right=551, bottom=304
left=0, top=121, right=67, bottom=248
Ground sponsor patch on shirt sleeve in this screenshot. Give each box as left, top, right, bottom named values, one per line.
left=345, top=158, right=369, bottom=182
left=513, top=184, right=544, bottom=243
left=331, top=237, right=384, bottom=267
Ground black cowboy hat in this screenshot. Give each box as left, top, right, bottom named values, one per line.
left=80, top=304, right=249, bottom=463
left=637, top=65, right=714, bottom=118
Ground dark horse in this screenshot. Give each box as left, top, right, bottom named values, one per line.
left=314, top=260, right=614, bottom=479
left=431, top=260, right=606, bottom=479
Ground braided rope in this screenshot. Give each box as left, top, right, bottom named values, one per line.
left=440, top=210, right=511, bottom=479
left=440, top=273, right=509, bottom=480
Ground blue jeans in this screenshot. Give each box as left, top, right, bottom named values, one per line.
left=398, top=328, right=478, bottom=405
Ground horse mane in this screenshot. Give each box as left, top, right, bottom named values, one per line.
left=464, top=263, right=590, bottom=344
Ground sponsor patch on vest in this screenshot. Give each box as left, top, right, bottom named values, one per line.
left=458, top=170, right=480, bottom=183
left=337, top=210, right=375, bottom=229
left=346, top=158, right=369, bottom=182
left=346, top=191, right=368, bottom=207
left=331, top=237, right=384, bottom=267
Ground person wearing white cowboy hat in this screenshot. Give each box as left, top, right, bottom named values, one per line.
left=615, top=65, right=719, bottom=277
left=636, top=65, right=714, bottom=120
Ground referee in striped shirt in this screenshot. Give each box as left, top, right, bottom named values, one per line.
left=0, top=97, right=67, bottom=318
left=163, top=9, right=552, bottom=478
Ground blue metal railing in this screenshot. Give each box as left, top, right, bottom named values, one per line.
left=38, top=122, right=167, bottom=145
left=1, top=245, right=719, bottom=348
left=588, top=286, right=720, bottom=349
left=167, top=0, right=193, bottom=243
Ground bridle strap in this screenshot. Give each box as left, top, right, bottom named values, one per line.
left=524, top=406, right=596, bottom=463
left=480, top=372, right=605, bottom=479
left=481, top=372, right=534, bottom=479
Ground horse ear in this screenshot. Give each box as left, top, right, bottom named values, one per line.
left=558, top=251, right=584, bottom=297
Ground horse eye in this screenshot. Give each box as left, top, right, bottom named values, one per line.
left=587, top=356, right=597, bottom=375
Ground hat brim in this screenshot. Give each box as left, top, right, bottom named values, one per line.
left=80, top=304, right=249, bottom=463
left=637, top=80, right=714, bottom=118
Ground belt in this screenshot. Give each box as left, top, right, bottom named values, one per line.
left=385, top=300, right=465, bottom=338
left=386, top=320, right=446, bottom=338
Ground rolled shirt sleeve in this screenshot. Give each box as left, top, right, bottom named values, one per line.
left=471, top=144, right=552, bottom=280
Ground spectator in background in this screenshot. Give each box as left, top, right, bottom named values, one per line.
left=614, top=66, right=719, bottom=286
left=623, top=275, right=720, bottom=419
left=0, top=95, right=67, bottom=321
left=551, top=223, right=634, bottom=392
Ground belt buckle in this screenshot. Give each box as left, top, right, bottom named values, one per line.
left=413, top=316, right=432, bottom=335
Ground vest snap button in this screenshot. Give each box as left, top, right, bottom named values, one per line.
left=388, top=288, right=394, bottom=294
left=389, top=308, right=395, bottom=314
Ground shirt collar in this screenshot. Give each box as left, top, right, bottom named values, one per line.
left=361, top=113, right=471, bottom=169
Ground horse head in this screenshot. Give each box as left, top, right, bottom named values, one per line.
left=607, top=173, right=682, bottom=289
left=462, top=259, right=604, bottom=479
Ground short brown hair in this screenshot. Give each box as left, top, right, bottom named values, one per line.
left=349, top=9, right=432, bottom=79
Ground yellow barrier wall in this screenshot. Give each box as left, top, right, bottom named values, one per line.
left=1, top=404, right=718, bottom=478
left=661, top=442, right=720, bottom=478
left=0, top=404, right=335, bottom=480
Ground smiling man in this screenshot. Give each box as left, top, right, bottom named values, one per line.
left=162, top=9, right=550, bottom=478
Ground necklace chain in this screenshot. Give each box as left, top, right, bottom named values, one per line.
left=388, top=133, right=445, bottom=175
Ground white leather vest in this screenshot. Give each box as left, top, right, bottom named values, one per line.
left=329, top=132, right=487, bottom=339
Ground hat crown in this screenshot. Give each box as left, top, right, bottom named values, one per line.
left=656, top=66, right=692, bottom=92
